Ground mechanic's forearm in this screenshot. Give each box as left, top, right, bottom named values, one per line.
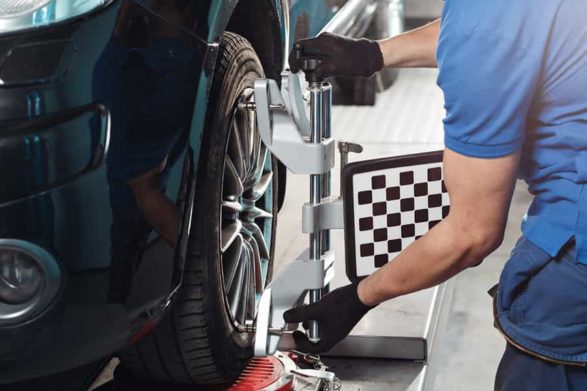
left=357, top=216, right=494, bottom=306
left=378, top=19, right=440, bottom=68
left=357, top=149, right=519, bottom=306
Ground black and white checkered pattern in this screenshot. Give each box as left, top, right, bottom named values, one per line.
left=347, top=157, right=450, bottom=279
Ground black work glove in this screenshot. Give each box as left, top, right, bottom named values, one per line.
left=289, top=32, right=384, bottom=79
left=283, top=284, right=375, bottom=353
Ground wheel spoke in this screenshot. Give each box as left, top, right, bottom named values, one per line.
left=248, top=109, right=260, bottom=177
left=247, top=172, right=273, bottom=202
left=247, top=252, right=257, bottom=317
left=243, top=222, right=270, bottom=260
left=221, top=220, right=242, bottom=253
left=222, top=200, right=243, bottom=214
left=223, top=234, right=244, bottom=291
left=242, top=204, right=273, bottom=221
left=229, top=245, right=248, bottom=319
left=247, top=111, right=261, bottom=171
left=247, top=237, right=264, bottom=294
left=239, top=260, right=250, bottom=324
left=235, top=242, right=252, bottom=325
left=224, top=157, right=244, bottom=197
left=237, top=111, right=252, bottom=175
left=249, top=142, right=267, bottom=184
left=229, top=122, right=246, bottom=178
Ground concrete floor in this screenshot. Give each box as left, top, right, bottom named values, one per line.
left=91, top=68, right=533, bottom=390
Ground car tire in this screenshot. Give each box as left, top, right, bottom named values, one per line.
left=118, top=32, right=278, bottom=385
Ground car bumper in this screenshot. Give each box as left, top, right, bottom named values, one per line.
left=0, top=283, right=131, bottom=384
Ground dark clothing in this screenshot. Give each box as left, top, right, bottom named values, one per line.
left=495, top=238, right=587, bottom=364
left=495, top=344, right=587, bottom=391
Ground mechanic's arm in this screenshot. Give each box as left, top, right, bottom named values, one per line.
left=289, top=20, right=440, bottom=78
left=358, top=148, right=519, bottom=306
left=378, top=19, right=440, bottom=68
left=284, top=149, right=520, bottom=353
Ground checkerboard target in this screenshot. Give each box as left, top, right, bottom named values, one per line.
left=343, top=151, right=450, bottom=281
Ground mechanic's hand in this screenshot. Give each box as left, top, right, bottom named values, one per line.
left=283, top=284, right=375, bottom=353
left=289, top=32, right=384, bottom=79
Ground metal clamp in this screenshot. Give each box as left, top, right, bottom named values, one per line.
left=254, top=70, right=340, bottom=355
left=254, top=251, right=335, bottom=356
left=254, top=72, right=335, bottom=175
left=302, top=198, right=345, bottom=234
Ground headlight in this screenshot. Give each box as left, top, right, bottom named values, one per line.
left=0, top=240, right=61, bottom=326
left=0, top=0, right=111, bottom=34
left=0, top=249, right=43, bottom=305
left=0, top=1, right=53, bottom=18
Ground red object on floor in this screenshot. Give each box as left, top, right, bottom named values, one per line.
left=227, top=356, right=293, bottom=391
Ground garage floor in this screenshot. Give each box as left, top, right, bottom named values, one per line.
left=90, top=68, right=532, bottom=390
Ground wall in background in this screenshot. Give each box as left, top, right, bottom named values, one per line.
left=405, top=0, right=443, bottom=19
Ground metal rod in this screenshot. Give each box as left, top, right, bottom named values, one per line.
left=320, top=83, right=333, bottom=255
left=320, top=0, right=378, bottom=37
left=340, top=145, right=349, bottom=199
left=308, top=82, right=324, bottom=343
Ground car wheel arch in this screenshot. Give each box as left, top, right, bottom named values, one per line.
left=224, top=0, right=286, bottom=82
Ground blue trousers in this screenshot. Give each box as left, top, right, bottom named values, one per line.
left=495, top=344, right=587, bottom=391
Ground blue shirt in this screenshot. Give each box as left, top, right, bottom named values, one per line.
left=437, top=0, right=587, bottom=263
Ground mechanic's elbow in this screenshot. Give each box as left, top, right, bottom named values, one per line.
left=461, top=229, right=504, bottom=268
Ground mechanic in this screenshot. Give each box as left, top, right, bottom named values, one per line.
left=285, top=1, right=587, bottom=389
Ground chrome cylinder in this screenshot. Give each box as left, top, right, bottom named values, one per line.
left=307, top=81, right=332, bottom=343
left=320, top=83, right=333, bottom=255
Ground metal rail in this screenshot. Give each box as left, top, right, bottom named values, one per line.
left=320, top=0, right=378, bottom=37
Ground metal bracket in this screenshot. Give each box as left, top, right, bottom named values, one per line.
left=253, top=71, right=346, bottom=356
left=254, top=251, right=335, bottom=356
left=302, top=198, right=345, bottom=234
left=254, top=72, right=335, bottom=175
left=281, top=72, right=311, bottom=138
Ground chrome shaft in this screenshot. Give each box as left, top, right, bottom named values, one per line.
left=320, top=84, right=333, bottom=254
left=308, top=83, right=323, bottom=342
left=308, top=82, right=333, bottom=343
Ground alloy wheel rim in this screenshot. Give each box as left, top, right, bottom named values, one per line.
left=220, top=88, right=273, bottom=329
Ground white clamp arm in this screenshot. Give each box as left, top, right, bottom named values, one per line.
left=254, top=72, right=336, bottom=175
left=254, top=251, right=335, bottom=356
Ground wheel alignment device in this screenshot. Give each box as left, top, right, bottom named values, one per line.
left=251, top=47, right=359, bottom=356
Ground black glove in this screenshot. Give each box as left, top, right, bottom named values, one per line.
left=283, top=284, right=375, bottom=353
left=289, top=32, right=384, bottom=79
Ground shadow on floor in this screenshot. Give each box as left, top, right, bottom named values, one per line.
left=92, top=364, right=231, bottom=391
left=5, top=359, right=109, bottom=391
